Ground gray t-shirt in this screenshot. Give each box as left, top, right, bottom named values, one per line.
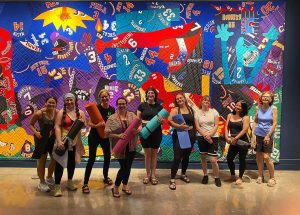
left=196, top=108, right=219, bottom=137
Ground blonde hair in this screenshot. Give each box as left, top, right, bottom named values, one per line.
left=98, top=89, right=110, bottom=98
left=259, top=91, right=274, bottom=106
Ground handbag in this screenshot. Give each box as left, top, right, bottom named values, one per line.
left=236, top=139, right=250, bottom=150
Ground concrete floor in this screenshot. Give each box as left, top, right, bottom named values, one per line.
left=0, top=168, right=299, bottom=215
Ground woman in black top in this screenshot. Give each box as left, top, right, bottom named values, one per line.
left=82, top=89, right=115, bottom=193
left=137, top=87, right=164, bottom=185
left=168, top=93, right=196, bottom=190
left=29, top=96, right=58, bottom=192
left=225, top=100, right=250, bottom=185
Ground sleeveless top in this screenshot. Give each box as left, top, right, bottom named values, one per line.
left=254, top=106, right=274, bottom=137
left=178, top=107, right=195, bottom=127
left=228, top=119, right=247, bottom=140
left=37, top=111, right=56, bottom=137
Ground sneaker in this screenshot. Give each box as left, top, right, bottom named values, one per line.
left=267, top=178, right=277, bottom=187
left=215, top=178, right=222, bottom=187
left=256, top=176, right=263, bottom=184
left=67, top=180, right=77, bottom=191
left=38, top=182, right=50, bottom=192
left=53, top=185, right=62, bottom=197
left=202, top=175, right=209, bottom=184
left=45, top=177, right=55, bottom=186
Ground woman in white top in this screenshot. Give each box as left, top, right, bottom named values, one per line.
left=195, top=96, right=221, bottom=187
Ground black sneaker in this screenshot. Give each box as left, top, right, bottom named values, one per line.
left=202, top=175, right=209, bottom=184
left=215, top=178, right=222, bottom=187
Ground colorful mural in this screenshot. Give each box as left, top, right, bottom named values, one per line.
left=0, top=1, right=285, bottom=162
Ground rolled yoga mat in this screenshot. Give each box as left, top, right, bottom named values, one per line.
left=54, top=119, right=85, bottom=156
left=172, top=114, right=191, bottom=149
left=140, top=108, right=169, bottom=139
left=85, top=103, right=105, bottom=138
left=112, top=118, right=141, bottom=155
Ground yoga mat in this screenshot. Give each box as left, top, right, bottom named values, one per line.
left=112, top=118, right=141, bottom=155
left=85, top=103, right=105, bottom=138
left=172, top=114, right=191, bottom=149
left=140, top=108, right=169, bottom=139
left=54, top=119, right=84, bottom=156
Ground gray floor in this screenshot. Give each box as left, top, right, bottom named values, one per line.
left=0, top=168, right=299, bottom=215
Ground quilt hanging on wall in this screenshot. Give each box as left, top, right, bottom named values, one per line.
left=0, top=1, right=285, bottom=162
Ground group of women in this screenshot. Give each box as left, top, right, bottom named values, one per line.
left=29, top=87, right=278, bottom=197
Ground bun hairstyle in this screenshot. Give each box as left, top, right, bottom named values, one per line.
left=62, top=93, right=80, bottom=125
left=259, top=91, right=274, bottom=106
left=145, top=86, right=158, bottom=102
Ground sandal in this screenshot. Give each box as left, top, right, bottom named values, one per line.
left=111, top=188, right=120, bottom=198
left=180, top=175, right=190, bottom=183
left=150, top=177, right=158, bottom=185
left=122, top=189, right=132, bottom=195
left=82, top=185, right=90, bottom=194
left=169, top=181, right=176, bottom=190
left=235, top=178, right=243, bottom=185
left=143, top=176, right=150, bottom=184
left=103, top=177, right=113, bottom=185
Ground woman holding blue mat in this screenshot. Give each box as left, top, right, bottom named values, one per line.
left=168, top=93, right=196, bottom=190
left=137, top=87, right=164, bottom=185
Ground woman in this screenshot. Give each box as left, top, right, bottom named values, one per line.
left=105, top=97, right=140, bottom=198
left=195, top=95, right=221, bottom=187
left=53, top=93, right=86, bottom=197
left=225, top=100, right=250, bottom=185
left=29, top=96, right=57, bottom=192
left=168, top=93, right=196, bottom=190
left=82, top=89, right=115, bottom=194
left=137, top=87, right=164, bottom=185
left=253, top=91, right=278, bottom=187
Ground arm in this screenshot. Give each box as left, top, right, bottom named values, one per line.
left=54, top=110, right=64, bottom=148
left=224, top=114, right=232, bottom=143
left=29, top=110, right=42, bottom=139
left=265, top=107, right=278, bottom=142
left=252, top=106, right=259, bottom=136
left=208, top=113, right=219, bottom=137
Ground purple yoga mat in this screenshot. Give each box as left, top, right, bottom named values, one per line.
left=112, top=118, right=141, bottom=155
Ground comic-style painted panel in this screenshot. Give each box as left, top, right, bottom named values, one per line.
left=0, top=1, right=285, bottom=162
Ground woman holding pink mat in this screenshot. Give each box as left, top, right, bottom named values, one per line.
left=82, top=89, right=115, bottom=194
left=137, top=87, right=164, bottom=185
left=105, top=97, right=141, bottom=198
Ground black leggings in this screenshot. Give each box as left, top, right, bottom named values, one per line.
left=84, top=136, right=111, bottom=184
left=55, top=148, right=76, bottom=184
left=227, top=144, right=248, bottom=178
left=115, top=149, right=135, bottom=187
left=171, top=137, right=193, bottom=179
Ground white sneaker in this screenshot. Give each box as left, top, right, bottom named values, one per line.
left=38, top=182, right=50, bottom=192
left=45, top=177, right=55, bottom=185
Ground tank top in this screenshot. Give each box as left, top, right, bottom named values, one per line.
left=63, top=114, right=74, bottom=131
left=254, top=106, right=273, bottom=137
left=178, top=107, right=195, bottom=127
left=37, top=111, right=56, bottom=136
left=228, top=119, right=247, bottom=140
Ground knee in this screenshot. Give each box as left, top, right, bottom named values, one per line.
left=263, top=154, right=272, bottom=163
left=88, top=157, right=96, bottom=164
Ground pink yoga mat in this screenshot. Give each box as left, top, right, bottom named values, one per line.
left=112, top=118, right=141, bottom=155
left=85, top=103, right=105, bottom=139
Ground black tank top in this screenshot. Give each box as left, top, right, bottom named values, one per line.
left=228, top=120, right=247, bottom=140
left=178, top=107, right=195, bottom=127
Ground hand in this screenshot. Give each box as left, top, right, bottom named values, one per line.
left=179, top=123, right=189, bottom=130
left=35, top=131, right=42, bottom=139
left=264, top=134, right=271, bottom=144
left=57, top=140, right=65, bottom=149
left=215, top=24, right=234, bottom=42
left=263, top=25, right=279, bottom=41
left=157, top=115, right=165, bottom=124
left=118, top=133, right=127, bottom=139
left=226, top=137, right=232, bottom=144
left=95, top=121, right=105, bottom=127
left=231, top=137, right=237, bottom=145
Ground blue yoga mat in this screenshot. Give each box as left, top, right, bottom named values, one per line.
left=172, top=114, right=191, bottom=149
